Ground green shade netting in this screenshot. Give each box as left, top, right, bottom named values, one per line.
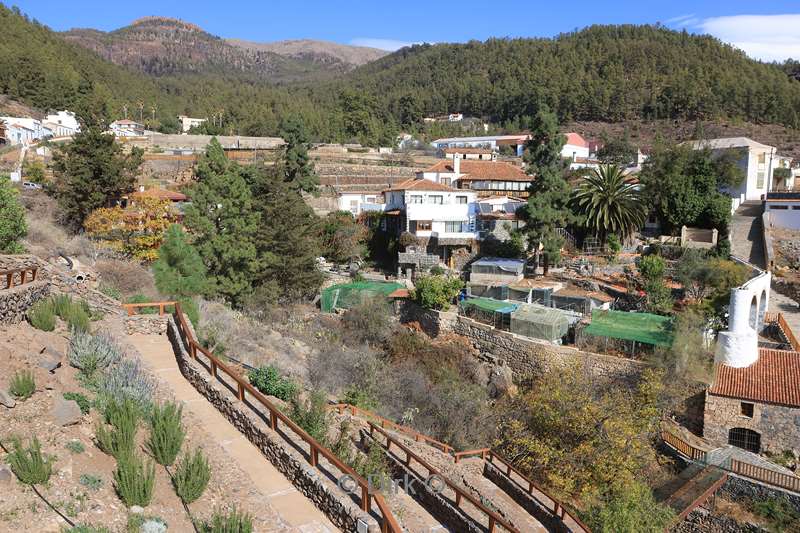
left=459, top=297, right=518, bottom=314
left=583, top=309, right=674, bottom=347
left=320, top=281, right=404, bottom=312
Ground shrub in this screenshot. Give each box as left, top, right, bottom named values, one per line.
left=96, top=398, right=140, bottom=459
left=173, top=448, right=211, bottom=504
left=66, top=440, right=86, bottom=454
left=99, top=358, right=155, bottom=413
left=126, top=294, right=158, bottom=314
left=96, top=259, right=157, bottom=298
left=583, top=481, right=675, bottom=533
left=413, top=275, right=463, bottom=310
left=638, top=254, right=666, bottom=283
left=114, top=452, right=156, bottom=507
left=247, top=366, right=297, bottom=402
left=7, top=436, right=53, bottom=485
left=63, top=392, right=91, bottom=414
left=353, top=442, right=391, bottom=484
left=52, top=293, right=91, bottom=332
left=152, top=223, right=209, bottom=298
left=68, top=330, right=122, bottom=379
left=751, top=497, right=800, bottom=531
left=28, top=299, right=56, bottom=331
left=10, top=369, right=35, bottom=399
left=79, top=473, right=103, bottom=491
left=147, top=401, right=185, bottom=466
left=606, top=234, right=622, bottom=258
left=342, top=386, right=379, bottom=411
left=289, top=391, right=330, bottom=443
left=126, top=515, right=167, bottom=533
left=341, top=296, right=393, bottom=345
left=198, top=508, right=253, bottom=533
left=99, top=283, right=122, bottom=300
left=62, top=526, right=112, bottom=533
left=177, top=297, right=200, bottom=328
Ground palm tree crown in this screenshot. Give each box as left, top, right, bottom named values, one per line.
left=572, top=164, right=646, bottom=241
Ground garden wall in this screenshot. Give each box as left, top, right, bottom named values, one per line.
left=0, top=280, right=50, bottom=324
left=399, top=301, right=646, bottom=385
left=165, top=316, right=380, bottom=533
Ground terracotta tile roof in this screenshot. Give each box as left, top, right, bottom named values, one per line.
left=385, top=178, right=459, bottom=192
left=443, top=147, right=492, bottom=154
left=388, top=288, right=410, bottom=298
left=133, top=188, right=188, bottom=201
left=565, top=132, right=589, bottom=148
left=422, top=160, right=530, bottom=182
left=709, top=348, right=800, bottom=407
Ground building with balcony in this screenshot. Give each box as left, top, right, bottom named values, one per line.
left=336, top=191, right=385, bottom=217
left=417, top=156, right=531, bottom=197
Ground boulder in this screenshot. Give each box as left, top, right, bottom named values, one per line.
left=0, top=390, right=15, bottom=408
left=51, top=397, right=82, bottom=426
left=0, top=464, right=12, bottom=483
left=37, top=346, right=63, bottom=373
left=487, top=365, right=517, bottom=398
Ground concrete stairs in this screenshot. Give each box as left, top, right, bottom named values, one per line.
left=730, top=202, right=766, bottom=268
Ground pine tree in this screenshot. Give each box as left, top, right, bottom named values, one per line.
left=0, top=176, right=27, bottom=253
left=279, top=117, right=318, bottom=194
left=183, top=139, right=258, bottom=306
left=520, top=107, right=577, bottom=274
left=50, top=125, right=143, bottom=230
left=245, top=164, right=323, bottom=304
left=152, top=224, right=208, bottom=298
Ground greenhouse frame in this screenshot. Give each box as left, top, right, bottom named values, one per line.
left=320, top=281, right=405, bottom=312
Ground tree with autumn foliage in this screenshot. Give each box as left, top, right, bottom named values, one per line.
left=84, top=197, right=176, bottom=262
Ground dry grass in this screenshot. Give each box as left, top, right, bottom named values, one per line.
left=95, top=259, right=159, bottom=299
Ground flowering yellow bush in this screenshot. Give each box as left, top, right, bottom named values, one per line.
left=84, top=197, right=176, bottom=261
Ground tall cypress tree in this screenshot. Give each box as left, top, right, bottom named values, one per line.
left=152, top=224, right=208, bottom=298
left=520, top=107, right=577, bottom=274
left=183, top=138, right=258, bottom=306
left=0, top=176, right=27, bottom=253
left=279, top=117, right=318, bottom=194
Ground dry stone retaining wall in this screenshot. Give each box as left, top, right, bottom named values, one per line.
left=0, top=280, right=50, bottom=324
left=124, top=315, right=169, bottom=336
left=165, top=316, right=380, bottom=533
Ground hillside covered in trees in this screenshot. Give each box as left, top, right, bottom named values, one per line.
left=2, top=3, right=800, bottom=145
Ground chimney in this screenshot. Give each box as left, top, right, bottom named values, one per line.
left=452, top=153, right=460, bottom=178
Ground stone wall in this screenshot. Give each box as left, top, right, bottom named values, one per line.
left=399, top=301, right=645, bottom=384
left=673, top=509, right=762, bottom=533
left=124, top=315, right=169, bottom=336
left=703, top=392, right=800, bottom=454
left=719, top=474, right=800, bottom=514
left=0, top=280, right=50, bottom=324
left=165, top=316, right=380, bottom=533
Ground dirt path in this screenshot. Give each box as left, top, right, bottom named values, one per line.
left=130, top=333, right=339, bottom=533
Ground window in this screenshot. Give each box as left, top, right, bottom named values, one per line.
left=757, top=171, right=765, bottom=188
left=728, top=427, right=761, bottom=453
left=365, top=196, right=376, bottom=203
left=429, top=195, right=443, bottom=204
left=445, top=221, right=466, bottom=233
left=740, top=402, right=754, bottom=418
left=456, top=196, right=468, bottom=204
left=441, top=177, right=451, bottom=186
left=758, top=153, right=766, bottom=166
left=771, top=205, right=789, bottom=210
left=414, top=220, right=432, bottom=231
left=792, top=206, right=800, bottom=210
left=410, top=195, right=423, bottom=204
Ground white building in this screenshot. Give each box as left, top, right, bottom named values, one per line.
left=383, top=178, right=477, bottom=241
left=1, top=120, right=36, bottom=145
left=442, top=147, right=495, bottom=160
left=687, top=137, right=790, bottom=207
left=44, top=110, right=80, bottom=137
left=178, top=115, right=207, bottom=133
left=418, top=155, right=531, bottom=197
left=337, top=191, right=385, bottom=217
left=561, top=132, right=591, bottom=161
left=431, top=134, right=530, bottom=157
left=109, top=120, right=145, bottom=137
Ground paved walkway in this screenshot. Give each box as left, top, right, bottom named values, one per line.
left=768, top=290, right=800, bottom=337
left=130, top=334, right=339, bottom=533
left=731, top=202, right=766, bottom=268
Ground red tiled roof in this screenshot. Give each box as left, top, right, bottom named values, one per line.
left=709, top=348, right=800, bottom=407
left=133, top=188, right=188, bottom=201
left=421, top=160, right=530, bottom=182
left=385, top=178, right=459, bottom=192
left=565, top=132, right=589, bottom=148
left=388, top=288, right=410, bottom=298
left=443, top=147, right=492, bottom=154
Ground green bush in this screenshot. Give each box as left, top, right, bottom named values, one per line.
left=96, top=399, right=140, bottom=459
left=147, top=401, right=185, bottom=466
left=751, top=497, right=800, bottom=531
left=174, top=448, right=211, bottom=504
left=126, top=294, right=158, bottom=314
left=638, top=254, right=666, bottom=283
left=177, top=297, right=200, bottom=328
left=584, top=481, right=675, bottom=533
left=114, top=452, right=156, bottom=507
left=198, top=508, right=253, bottom=533
left=62, top=526, right=112, bottom=533
left=79, top=473, right=103, bottom=491
left=289, top=391, right=330, bottom=443
left=28, top=299, right=56, bottom=331
left=63, top=392, right=91, bottom=414
left=247, top=366, right=297, bottom=402
left=10, top=369, right=35, bottom=399
left=52, top=293, right=91, bottom=332
left=99, top=283, right=122, bottom=300
left=66, top=440, right=86, bottom=454
left=68, top=330, right=122, bottom=379
left=342, top=386, right=378, bottom=411
left=125, top=515, right=167, bottom=533
left=413, top=275, right=463, bottom=310
left=7, top=436, right=53, bottom=485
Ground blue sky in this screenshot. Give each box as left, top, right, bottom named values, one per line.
left=8, top=0, right=800, bottom=61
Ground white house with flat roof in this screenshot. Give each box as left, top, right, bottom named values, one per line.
left=44, top=110, right=80, bottom=137
left=337, top=191, right=385, bottom=216
left=178, top=115, right=207, bottom=133
left=384, top=178, right=478, bottom=240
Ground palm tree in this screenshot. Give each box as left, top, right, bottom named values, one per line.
left=572, top=164, right=646, bottom=242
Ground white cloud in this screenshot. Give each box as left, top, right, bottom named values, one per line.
left=349, top=38, right=420, bottom=51
left=688, top=14, right=800, bottom=62
left=664, top=14, right=699, bottom=26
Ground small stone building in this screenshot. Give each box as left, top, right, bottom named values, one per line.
left=704, top=348, right=800, bottom=454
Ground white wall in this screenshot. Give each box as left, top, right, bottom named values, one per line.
left=716, top=264, right=771, bottom=368
left=561, top=143, right=590, bottom=160
left=765, top=205, right=800, bottom=230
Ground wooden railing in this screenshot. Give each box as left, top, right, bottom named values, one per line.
left=662, top=430, right=800, bottom=494
left=765, top=312, right=800, bottom=352
left=1, top=267, right=38, bottom=289
left=368, top=422, right=520, bottom=533
left=338, top=403, right=589, bottom=532
left=333, top=403, right=454, bottom=454
left=134, top=302, right=401, bottom=533
left=123, top=301, right=177, bottom=316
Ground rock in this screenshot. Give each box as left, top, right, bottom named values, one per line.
left=129, top=505, right=145, bottom=515
left=0, top=390, right=15, bottom=408
left=51, top=397, right=82, bottom=426
left=37, top=346, right=63, bottom=372
left=0, top=464, right=12, bottom=483
left=140, top=518, right=167, bottom=533
left=487, top=365, right=516, bottom=398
